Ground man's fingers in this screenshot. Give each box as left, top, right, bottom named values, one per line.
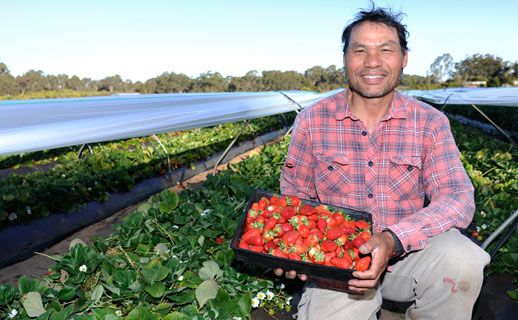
left=273, top=268, right=284, bottom=277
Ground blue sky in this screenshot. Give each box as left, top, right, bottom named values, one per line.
left=1, top=0, right=517, bottom=82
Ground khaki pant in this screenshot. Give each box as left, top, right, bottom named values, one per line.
left=296, top=229, right=490, bottom=320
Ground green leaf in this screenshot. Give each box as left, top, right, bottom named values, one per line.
left=22, top=292, right=46, bottom=317
left=163, top=312, right=189, bottom=320
left=141, top=266, right=169, bottom=284
left=90, top=284, right=104, bottom=304
left=153, top=303, right=173, bottom=317
left=236, top=292, right=252, bottom=317
left=195, top=279, right=219, bottom=308
left=145, top=281, right=165, bottom=298
left=199, top=260, right=223, bottom=281
left=49, top=304, right=74, bottom=320
left=126, top=306, right=159, bottom=320
left=508, top=289, right=518, bottom=300
left=158, top=190, right=179, bottom=214
left=169, top=288, right=194, bottom=304
left=58, top=286, right=76, bottom=301
left=0, top=284, right=15, bottom=304
left=19, top=276, right=47, bottom=295
left=136, top=243, right=150, bottom=256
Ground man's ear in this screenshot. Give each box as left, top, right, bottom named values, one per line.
left=402, top=50, right=408, bottom=68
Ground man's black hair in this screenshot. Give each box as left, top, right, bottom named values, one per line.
left=341, top=5, right=409, bottom=55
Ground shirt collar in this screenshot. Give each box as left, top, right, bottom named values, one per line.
left=335, top=89, right=409, bottom=121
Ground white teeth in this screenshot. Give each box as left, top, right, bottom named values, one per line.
left=363, top=75, right=382, bottom=79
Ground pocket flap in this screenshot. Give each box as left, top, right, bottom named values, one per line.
left=317, top=153, right=350, bottom=166
left=390, top=154, right=422, bottom=169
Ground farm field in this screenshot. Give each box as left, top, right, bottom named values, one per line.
left=0, top=109, right=517, bottom=319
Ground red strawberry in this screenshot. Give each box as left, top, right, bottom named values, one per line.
left=287, top=195, right=301, bottom=207
left=321, top=240, right=338, bottom=252
left=264, top=217, right=277, bottom=231
left=304, top=233, right=319, bottom=247
left=324, top=251, right=337, bottom=264
left=300, top=204, right=317, bottom=216
left=356, top=219, right=370, bottom=230
left=355, top=256, right=371, bottom=271
left=282, top=231, right=299, bottom=245
left=297, top=224, right=311, bottom=238
left=307, top=219, right=317, bottom=230
left=270, top=248, right=288, bottom=258
left=274, top=196, right=288, bottom=208
left=258, top=199, right=268, bottom=210
left=333, top=212, right=345, bottom=225
left=264, top=241, right=277, bottom=252
left=359, top=231, right=371, bottom=242
left=280, top=223, right=294, bottom=233
left=238, top=240, right=248, bottom=249
left=288, top=252, right=302, bottom=261
left=216, top=237, right=224, bottom=244
left=241, top=228, right=261, bottom=243
left=308, top=213, right=319, bottom=221
left=311, top=229, right=324, bottom=240
left=326, top=227, right=343, bottom=240
left=336, top=234, right=348, bottom=246
left=339, top=225, right=355, bottom=235
left=348, top=220, right=357, bottom=230
left=352, top=235, right=366, bottom=248
left=247, top=235, right=264, bottom=246
left=344, top=240, right=354, bottom=250
left=317, top=218, right=327, bottom=233
left=281, top=207, right=297, bottom=220
left=248, top=246, right=264, bottom=253
left=330, top=257, right=352, bottom=269
left=291, top=238, right=309, bottom=254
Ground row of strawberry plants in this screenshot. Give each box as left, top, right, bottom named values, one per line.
left=0, top=137, right=292, bottom=319
left=0, top=113, right=295, bottom=226
left=0, top=118, right=516, bottom=318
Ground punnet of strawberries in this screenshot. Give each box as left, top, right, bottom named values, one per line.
left=237, top=193, right=372, bottom=271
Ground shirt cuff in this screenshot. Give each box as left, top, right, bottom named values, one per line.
left=383, top=228, right=404, bottom=258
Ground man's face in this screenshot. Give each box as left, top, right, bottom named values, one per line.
left=344, top=21, right=408, bottom=99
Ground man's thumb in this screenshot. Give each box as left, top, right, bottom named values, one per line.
left=359, top=244, right=370, bottom=255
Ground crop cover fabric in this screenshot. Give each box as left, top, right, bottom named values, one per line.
left=401, top=87, right=518, bottom=107
left=0, top=90, right=344, bottom=156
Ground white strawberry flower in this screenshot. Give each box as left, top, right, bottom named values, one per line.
left=257, top=292, right=266, bottom=300
left=8, top=309, right=18, bottom=318
left=115, top=310, right=122, bottom=316
left=251, top=297, right=260, bottom=308
left=178, top=275, right=184, bottom=281
left=79, top=265, right=87, bottom=272
left=266, top=290, right=274, bottom=300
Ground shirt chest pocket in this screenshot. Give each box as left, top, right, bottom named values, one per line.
left=314, top=153, right=352, bottom=196
left=387, top=154, right=423, bottom=201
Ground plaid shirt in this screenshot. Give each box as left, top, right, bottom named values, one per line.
left=280, top=89, right=475, bottom=253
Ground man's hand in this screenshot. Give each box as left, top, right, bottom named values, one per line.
left=348, top=231, right=395, bottom=292
left=273, top=268, right=307, bottom=281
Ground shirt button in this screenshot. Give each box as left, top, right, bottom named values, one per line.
left=408, top=166, right=413, bottom=171
left=328, top=166, right=334, bottom=171
left=407, top=245, right=411, bottom=250
left=368, top=193, right=373, bottom=199
left=368, top=161, right=373, bottom=167
left=362, top=131, right=367, bottom=136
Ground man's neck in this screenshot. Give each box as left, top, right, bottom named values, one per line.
left=348, top=91, right=394, bottom=132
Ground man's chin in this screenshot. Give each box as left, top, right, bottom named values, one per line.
left=349, top=87, right=393, bottom=99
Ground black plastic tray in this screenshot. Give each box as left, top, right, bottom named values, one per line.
left=230, top=189, right=372, bottom=289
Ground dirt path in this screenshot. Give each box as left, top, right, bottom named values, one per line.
left=0, top=139, right=403, bottom=319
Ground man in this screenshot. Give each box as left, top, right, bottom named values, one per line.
left=276, top=6, right=490, bottom=320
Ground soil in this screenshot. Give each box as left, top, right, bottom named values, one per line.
left=0, top=140, right=404, bottom=319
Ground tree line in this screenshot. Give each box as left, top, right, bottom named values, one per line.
left=1, top=53, right=516, bottom=98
